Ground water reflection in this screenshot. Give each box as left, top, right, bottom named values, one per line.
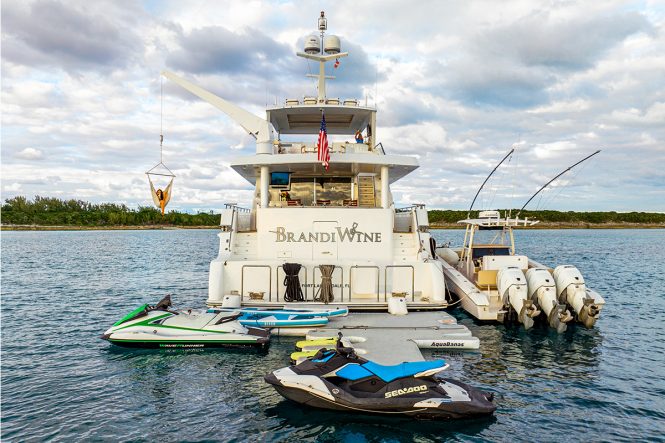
left=263, top=401, right=497, bottom=442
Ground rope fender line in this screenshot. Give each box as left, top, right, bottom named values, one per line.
left=315, top=265, right=335, bottom=304
left=283, top=263, right=305, bottom=302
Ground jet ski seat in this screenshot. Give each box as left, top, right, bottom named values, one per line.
left=362, top=360, right=448, bottom=382
left=334, top=360, right=448, bottom=383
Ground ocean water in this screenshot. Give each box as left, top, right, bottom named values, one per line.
left=1, top=229, right=664, bottom=442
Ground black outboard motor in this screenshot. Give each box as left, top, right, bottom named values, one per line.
left=265, top=333, right=496, bottom=420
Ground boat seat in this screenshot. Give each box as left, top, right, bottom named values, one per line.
left=361, top=360, right=448, bottom=383
left=335, top=363, right=374, bottom=380
left=163, top=312, right=218, bottom=329
left=477, top=270, right=498, bottom=289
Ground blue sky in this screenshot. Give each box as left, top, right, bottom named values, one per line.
left=2, top=0, right=664, bottom=212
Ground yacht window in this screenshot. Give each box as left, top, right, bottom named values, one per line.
left=269, top=178, right=315, bottom=206
left=315, top=177, right=352, bottom=206
left=268, top=177, right=353, bottom=206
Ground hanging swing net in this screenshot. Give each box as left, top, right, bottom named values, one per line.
left=146, top=141, right=175, bottom=215
left=146, top=77, right=175, bottom=216
left=145, top=129, right=175, bottom=215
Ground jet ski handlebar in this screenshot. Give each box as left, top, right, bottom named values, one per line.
left=335, top=332, right=357, bottom=359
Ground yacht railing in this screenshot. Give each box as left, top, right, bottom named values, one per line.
left=240, top=265, right=272, bottom=300
left=274, top=141, right=374, bottom=155
left=222, top=203, right=254, bottom=232
left=238, top=262, right=417, bottom=304
left=348, top=265, right=381, bottom=302
left=384, top=265, right=415, bottom=301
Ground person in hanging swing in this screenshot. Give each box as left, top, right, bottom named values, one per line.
left=149, top=177, right=173, bottom=215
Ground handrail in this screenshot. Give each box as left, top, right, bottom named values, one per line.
left=240, top=265, right=272, bottom=301
left=384, top=265, right=415, bottom=301
left=396, top=204, right=425, bottom=213
left=276, top=265, right=308, bottom=301
left=349, top=265, right=380, bottom=302
left=313, top=265, right=344, bottom=302
left=224, top=202, right=250, bottom=212
left=374, top=142, right=386, bottom=154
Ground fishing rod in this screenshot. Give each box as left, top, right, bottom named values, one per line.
left=517, top=150, right=601, bottom=216
left=468, top=148, right=514, bottom=218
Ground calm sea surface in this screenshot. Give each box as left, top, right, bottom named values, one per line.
left=2, top=229, right=664, bottom=442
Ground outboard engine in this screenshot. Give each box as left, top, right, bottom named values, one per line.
left=526, top=268, right=572, bottom=333
left=553, top=265, right=599, bottom=328
left=497, top=267, right=540, bottom=329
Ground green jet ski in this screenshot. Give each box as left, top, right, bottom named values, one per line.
left=102, top=295, right=270, bottom=349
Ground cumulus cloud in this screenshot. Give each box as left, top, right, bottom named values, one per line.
left=442, top=8, right=652, bottom=108
left=1, top=0, right=145, bottom=73
left=166, top=25, right=293, bottom=76
left=15, top=147, right=44, bottom=160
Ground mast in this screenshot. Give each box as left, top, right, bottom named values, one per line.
left=467, top=149, right=514, bottom=218
left=517, top=150, right=601, bottom=216
left=296, top=11, right=348, bottom=102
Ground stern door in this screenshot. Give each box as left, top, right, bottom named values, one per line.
left=312, top=221, right=339, bottom=260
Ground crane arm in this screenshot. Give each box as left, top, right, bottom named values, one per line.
left=161, top=70, right=273, bottom=144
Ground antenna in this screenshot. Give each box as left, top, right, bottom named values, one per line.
left=468, top=148, right=515, bottom=218
left=297, top=11, right=348, bottom=102
left=517, top=150, right=601, bottom=216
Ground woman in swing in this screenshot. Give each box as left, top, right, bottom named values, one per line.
left=149, top=177, right=173, bottom=215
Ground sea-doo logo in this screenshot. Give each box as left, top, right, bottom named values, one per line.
left=384, top=385, right=428, bottom=398
left=273, top=223, right=382, bottom=244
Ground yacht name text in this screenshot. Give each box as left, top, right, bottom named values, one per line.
left=274, top=226, right=382, bottom=243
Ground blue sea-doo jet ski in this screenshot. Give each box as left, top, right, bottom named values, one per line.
left=264, top=334, right=496, bottom=419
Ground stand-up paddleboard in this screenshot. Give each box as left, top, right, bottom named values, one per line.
left=212, top=306, right=348, bottom=318
left=237, top=312, right=329, bottom=328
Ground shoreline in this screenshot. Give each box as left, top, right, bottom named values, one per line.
left=0, top=225, right=220, bottom=231
left=2, top=223, right=663, bottom=231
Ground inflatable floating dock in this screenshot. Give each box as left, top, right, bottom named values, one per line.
left=280, top=311, right=480, bottom=365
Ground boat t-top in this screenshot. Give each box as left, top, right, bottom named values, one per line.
left=438, top=210, right=605, bottom=331
left=162, top=12, right=447, bottom=311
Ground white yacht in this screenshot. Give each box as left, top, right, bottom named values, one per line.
left=437, top=211, right=605, bottom=331
left=163, top=12, right=447, bottom=311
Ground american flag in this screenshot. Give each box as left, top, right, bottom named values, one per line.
left=317, top=113, right=330, bottom=171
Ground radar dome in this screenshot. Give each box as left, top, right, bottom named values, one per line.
left=324, top=35, right=341, bottom=54
left=304, top=35, right=320, bottom=54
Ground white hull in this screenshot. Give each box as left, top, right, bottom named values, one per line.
left=440, top=259, right=502, bottom=321
left=208, top=208, right=449, bottom=311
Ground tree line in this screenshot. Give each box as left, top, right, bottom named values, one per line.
left=2, top=196, right=663, bottom=227
left=427, top=209, right=665, bottom=224
left=1, top=196, right=220, bottom=226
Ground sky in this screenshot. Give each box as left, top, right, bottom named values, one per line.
left=2, top=0, right=664, bottom=213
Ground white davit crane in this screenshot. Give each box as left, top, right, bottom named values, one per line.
left=161, top=70, right=274, bottom=155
